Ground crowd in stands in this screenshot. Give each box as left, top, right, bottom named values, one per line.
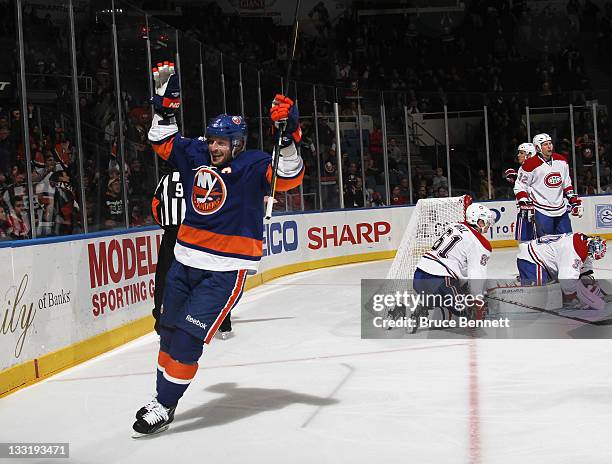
left=2, top=0, right=612, bottom=240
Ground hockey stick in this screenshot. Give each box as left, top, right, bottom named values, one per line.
left=265, top=0, right=301, bottom=220
left=485, top=294, right=612, bottom=325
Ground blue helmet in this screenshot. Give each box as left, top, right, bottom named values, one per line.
left=206, top=114, right=248, bottom=156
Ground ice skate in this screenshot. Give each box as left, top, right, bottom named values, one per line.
left=132, top=401, right=175, bottom=438
left=135, top=397, right=160, bottom=421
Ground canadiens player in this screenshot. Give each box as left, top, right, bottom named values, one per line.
left=131, top=63, right=304, bottom=437
left=412, top=203, right=495, bottom=321
left=514, top=133, right=582, bottom=237
left=517, top=234, right=607, bottom=309
left=505, top=142, right=537, bottom=253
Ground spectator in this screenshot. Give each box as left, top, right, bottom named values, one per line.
left=390, top=185, right=408, bottom=205
left=344, top=176, right=364, bottom=208
left=364, top=155, right=379, bottom=189
left=387, top=137, right=401, bottom=161
left=436, top=186, right=448, bottom=198
left=580, top=168, right=597, bottom=195
left=103, top=176, right=124, bottom=229
left=416, top=184, right=428, bottom=201
left=398, top=177, right=411, bottom=200
left=6, top=198, right=29, bottom=239
left=431, top=167, right=448, bottom=191
left=369, top=125, right=383, bottom=159
left=50, top=170, right=80, bottom=235
left=369, top=189, right=385, bottom=207
left=0, top=207, right=9, bottom=239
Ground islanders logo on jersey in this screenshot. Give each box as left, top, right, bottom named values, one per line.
left=192, top=166, right=227, bottom=215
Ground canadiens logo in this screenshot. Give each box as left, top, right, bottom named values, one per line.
left=192, top=166, right=227, bottom=215
left=232, top=116, right=242, bottom=125
left=544, top=172, right=562, bottom=188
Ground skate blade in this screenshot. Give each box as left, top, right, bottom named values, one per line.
left=131, top=425, right=169, bottom=439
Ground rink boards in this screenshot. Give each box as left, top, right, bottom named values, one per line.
left=1, top=196, right=611, bottom=396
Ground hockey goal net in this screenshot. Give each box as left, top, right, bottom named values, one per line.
left=387, top=195, right=472, bottom=282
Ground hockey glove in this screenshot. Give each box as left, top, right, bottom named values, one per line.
left=151, top=61, right=181, bottom=120
left=503, top=168, right=517, bottom=184
left=567, top=195, right=583, bottom=218
left=517, top=198, right=535, bottom=222
left=270, top=94, right=301, bottom=148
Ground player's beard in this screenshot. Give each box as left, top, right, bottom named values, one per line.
left=210, top=150, right=231, bottom=166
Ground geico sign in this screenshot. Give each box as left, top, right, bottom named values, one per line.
left=263, top=220, right=298, bottom=256
left=307, top=221, right=391, bottom=250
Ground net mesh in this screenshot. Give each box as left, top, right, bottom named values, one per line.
left=364, top=195, right=471, bottom=318
left=387, top=195, right=470, bottom=281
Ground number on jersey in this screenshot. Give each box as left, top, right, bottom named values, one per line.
left=431, top=227, right=463, bottom=258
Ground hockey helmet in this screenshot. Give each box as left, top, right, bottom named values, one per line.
left=206, top=114, right=248, bottom=156
left=466, top=203, right=495, bottom=230
left=532, top=133, right=552, bottom=153
left=517, top=142, right=536, bottom=158
left=587, top=236, right=607, bottom=260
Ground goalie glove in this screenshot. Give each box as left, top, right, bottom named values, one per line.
left=151, top=61, right=181, bottom=120
left=567, top=194, right=583, bottom=218
left=270, top=94, right=301, bottom=148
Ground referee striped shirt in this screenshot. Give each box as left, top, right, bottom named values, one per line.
left=152, top=171, right=185, bottom=228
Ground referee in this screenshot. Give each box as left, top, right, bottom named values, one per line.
left=151, top=169, right=185, bottom=334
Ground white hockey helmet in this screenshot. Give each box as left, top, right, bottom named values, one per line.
left=466, top=203, right=495, bottom=230
left=532, top=133, right=552, bottom=153
left=517, top=142, right=536, bottom=158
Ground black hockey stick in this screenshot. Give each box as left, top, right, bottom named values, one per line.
left=485, top=294, right=612, bottom=325
left=265, top=0, right=301, bottom=220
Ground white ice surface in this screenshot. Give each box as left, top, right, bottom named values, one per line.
left=2, top=249, right=612, bottom=464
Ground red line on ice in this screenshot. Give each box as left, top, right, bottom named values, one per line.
left=468, top=338, right=481, bottom=464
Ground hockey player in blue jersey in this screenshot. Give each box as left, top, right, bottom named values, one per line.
left=132, top=62, right=304, bottom=437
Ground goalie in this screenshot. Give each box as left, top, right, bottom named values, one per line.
left=517, top=233, right=608, bottom=310
left=411, top=203, right=495, bottom=323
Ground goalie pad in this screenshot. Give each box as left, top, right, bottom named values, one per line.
left=486, top=281, right=562, bottom=315
left=576, top=280, right=606, bottom=311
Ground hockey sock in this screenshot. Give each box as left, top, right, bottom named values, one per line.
left=156, top=328, right=204, bottom=408
left=156, top=326, right=175, bottom=393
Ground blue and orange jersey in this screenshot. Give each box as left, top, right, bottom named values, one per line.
left=149, top=129, right=304, bottom=273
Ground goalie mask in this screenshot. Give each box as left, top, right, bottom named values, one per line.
left=205, top=114, right=248, bottom=158
left=587, top=236, right=607, bottom=260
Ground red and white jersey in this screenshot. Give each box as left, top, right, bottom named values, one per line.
left=514, top=153, right=574, bottom=217
left=416, top=222, right=492, bottom=294
left=517, top=233, right=588, bottom=293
